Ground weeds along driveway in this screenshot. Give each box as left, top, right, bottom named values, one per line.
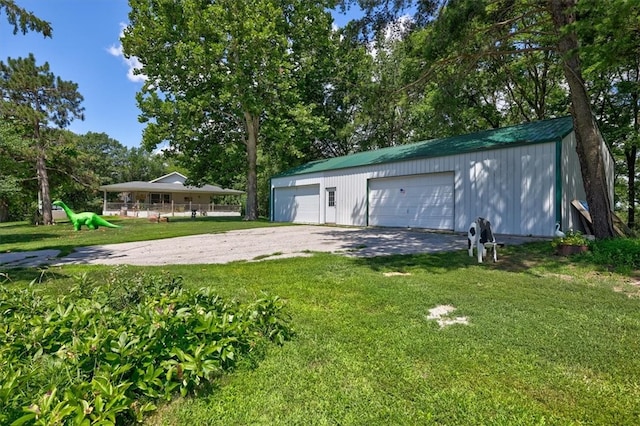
left=1, top=225, right=541, bottom=268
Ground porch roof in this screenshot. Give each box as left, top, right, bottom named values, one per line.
left=99, top=181, right=244, bottom=195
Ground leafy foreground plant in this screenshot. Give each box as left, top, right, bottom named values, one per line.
left=0, top=269, right=293, bottom=425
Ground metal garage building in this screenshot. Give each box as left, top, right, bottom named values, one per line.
left=269, top=117, right=614, bottom=237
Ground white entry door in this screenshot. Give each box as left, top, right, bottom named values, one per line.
left=325, top=187, right=336, bottom=223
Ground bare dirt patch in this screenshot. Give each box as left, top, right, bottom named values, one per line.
left=426, top=305, right=469, bottom=328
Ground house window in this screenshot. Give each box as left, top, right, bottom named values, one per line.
left=151, top=193, right=171, bottom=204
left=328, top=190, right=335, bottom=207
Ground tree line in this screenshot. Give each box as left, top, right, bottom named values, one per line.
left=0, top=2, right=174, bottom=223
left=1, top=0, right=638, bottom=238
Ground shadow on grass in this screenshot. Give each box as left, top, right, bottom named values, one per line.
left=353, top=250, right=475, bottom=273
left=1, top=267, right=69, bottom=285
left=0, top=233, right=61, bottom=247
left=0, top=222, right=32, bottom=230
left=54, top=245, right=129, bottom=265
left=353, top=240, right=598, bottom=277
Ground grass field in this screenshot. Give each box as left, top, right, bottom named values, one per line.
left=2, top=219, right=640, bottom=425
left=0, top=216, right=284, bottom=256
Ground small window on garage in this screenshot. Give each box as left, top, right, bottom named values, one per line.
left=328, top=189, right=335, bottom=207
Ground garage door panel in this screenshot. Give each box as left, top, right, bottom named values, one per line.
left=368, top=173, right=454, bottom=230
left=273, top=185, right=320, bottom=224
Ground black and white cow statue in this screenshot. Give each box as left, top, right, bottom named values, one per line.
left=468, top=217, right=497, bottom=263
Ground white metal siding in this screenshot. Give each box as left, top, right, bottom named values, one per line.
left=272, top=185, right=320, bottom=224
left=368, top=173, right=454, bottom=229
left=519, top=146, right=556, bottom=236
left=271, top=139, right=584, bottom=236
left=560, top=132, right=614, bottom=234
left=561, top=133, right=587, bottom=232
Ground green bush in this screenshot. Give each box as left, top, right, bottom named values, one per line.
left=588, top=237, right=640, bottom=270
left=550, top=229, right=590, bottom=248
left=0, top=270, right=293, bottom=425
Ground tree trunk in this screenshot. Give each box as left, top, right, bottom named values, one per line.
left=629, top=89, right=640, bottom=229
left=36, top=146, right=53, bottom=225
left=244, top=111, right=259, bottom=221
left=626, top=146, right=636, bottom=229
left=0, top=196, right=8, bottom=222
left=549, top=0, right=615, bottom=239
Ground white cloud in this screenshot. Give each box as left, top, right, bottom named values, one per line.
left=107, top=23, right=147, bottom=83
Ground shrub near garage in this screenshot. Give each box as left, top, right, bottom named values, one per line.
left=0, top=270, right=293, bottom=425
left=588, top=236, right=640, bottom=271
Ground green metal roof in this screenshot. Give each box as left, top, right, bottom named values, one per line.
left=275, top=116, right=574, bottom=178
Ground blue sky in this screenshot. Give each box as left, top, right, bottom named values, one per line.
left=1, top=1, right=357, bottom=148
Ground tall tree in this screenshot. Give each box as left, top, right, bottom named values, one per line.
left=579, top=0, right=640, bottom=228
left=351, top=0, right=620, bottom=238
left=0, top=54, right=84, bottom=225
left=123, top=0, right=335, bottom=220
left=548, top=0, right=615, bottom=238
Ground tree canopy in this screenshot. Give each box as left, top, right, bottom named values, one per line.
left=123, top=0, right=337, bottom=219
left=3, top=0, right=639, bottom=235
left=0, top=0, right=52, bottom=37
left=342, top=0, right=639, bottom=238
left=0, top=54, right=84, bottom=224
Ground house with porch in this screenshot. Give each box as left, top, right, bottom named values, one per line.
left=99, top=172, right=244, bottom=217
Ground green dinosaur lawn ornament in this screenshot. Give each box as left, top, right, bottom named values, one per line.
left=53, top=200, right=122, bottom=231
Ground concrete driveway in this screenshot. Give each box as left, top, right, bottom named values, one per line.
left=0, top=225, right=541, bottom=268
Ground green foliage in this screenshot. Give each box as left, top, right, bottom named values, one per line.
left=588, top=237, right=640, bottom=271
left=0, top=269, right=293, bottom=425
left=0, top=123, right=31, bottom=221
left=123, top=0, right=338, bottom=219
left=550, top=229, right=591, bottom=248
left=0, top=53, right=85, bottom=225
left=0, top=0, right=52, bottom=37
left=0, top=125, right=177, bottom=221
left=113, top=249, right=640, bottom=425
left=578, top=0, right=640, bottom=227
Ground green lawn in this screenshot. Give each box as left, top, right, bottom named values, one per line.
left=0, top=216, right=285, bottom=256
left=149, top=252, right=640, bottom=425
left=2, top=222, right=640, bottom=425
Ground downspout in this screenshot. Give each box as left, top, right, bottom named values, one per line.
left=366, top=179, right=370, bottom=227
left=555, top=138, right=563, bottom=228
left=269, top=177, right=273, bottom=222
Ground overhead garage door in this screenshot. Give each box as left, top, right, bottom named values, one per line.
left=273, top=185, right=320, bottom=224
left=368, top=172, right=454, bottom=229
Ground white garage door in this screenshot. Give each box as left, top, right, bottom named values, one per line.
left=368, top=172, right=454, bottom=229
left=273, top=185, right=320, bottom=224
